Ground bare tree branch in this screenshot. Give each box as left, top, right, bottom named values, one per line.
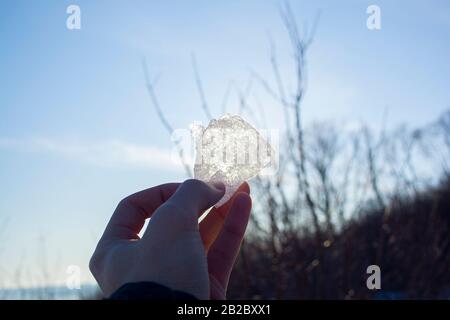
left=142, top=58, right=193, bottom=177
left=192, top=54, right=213, bottom=120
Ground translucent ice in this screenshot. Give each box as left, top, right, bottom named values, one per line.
left=192, top=114, right=275, bottom=207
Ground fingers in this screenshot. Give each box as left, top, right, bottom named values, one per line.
left=207, top=192, right=252, bottom=288
left=200, top=182, right=250, bottom=251
left=143, top=179, right=226, bottom=239
left=101, top=183, right=180, bottom=242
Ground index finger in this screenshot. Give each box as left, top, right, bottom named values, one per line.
left=101, top=183, right=181, bottom=242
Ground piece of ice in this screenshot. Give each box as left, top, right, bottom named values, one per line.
left=193, top=114, right=275, bottom=207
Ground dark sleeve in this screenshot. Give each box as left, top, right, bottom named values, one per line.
left=108, top=282, right=198, bottom=300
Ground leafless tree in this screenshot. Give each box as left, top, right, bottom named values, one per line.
left=145, top=2, right=450, bottom=299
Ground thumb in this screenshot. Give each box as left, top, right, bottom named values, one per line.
left=168, top=179, right=225, bottom=217
left=144, top=179, right=225, bottom=235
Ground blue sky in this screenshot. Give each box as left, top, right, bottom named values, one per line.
left=0, top=0, right=449, bottom=288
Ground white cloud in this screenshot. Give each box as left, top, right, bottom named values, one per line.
left=0, top=137, right=190, bottom=172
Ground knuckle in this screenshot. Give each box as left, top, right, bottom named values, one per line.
left=117, top=197, right=131, bottom=209
left=183, top=178, right=205, bottom=190
left=161, top=201, right=198, bottom=230
left=89, top=254, right=100, bottom=276
left=224, top=223, right=244, bottom=241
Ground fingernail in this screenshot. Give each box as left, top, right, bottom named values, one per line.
left=211, top=181, right=226, bottom=191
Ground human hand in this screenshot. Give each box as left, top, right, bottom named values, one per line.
left=89, top=179, right=252, bottom=299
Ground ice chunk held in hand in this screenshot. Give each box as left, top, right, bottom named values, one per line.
left=192, top=114, right=275, bottom=207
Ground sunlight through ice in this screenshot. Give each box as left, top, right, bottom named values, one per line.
left=192, top=114, right=276, bottom=207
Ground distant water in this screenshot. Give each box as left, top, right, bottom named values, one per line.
left=0, top=284, right=101, bottom=300
left=2, top=286, right=448, bottom=300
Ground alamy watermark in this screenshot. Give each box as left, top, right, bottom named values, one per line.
left=366, top=265, right=381, bottom=290
left=367, top=5, right=381, bottom=30
left=66, top=265, right=81, bottom=290
left=66, top=5, right=81, bottom=30
left=170, top=126, right=280, bottom=176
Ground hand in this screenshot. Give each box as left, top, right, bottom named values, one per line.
left=89, top=179, right=252, bottom=299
